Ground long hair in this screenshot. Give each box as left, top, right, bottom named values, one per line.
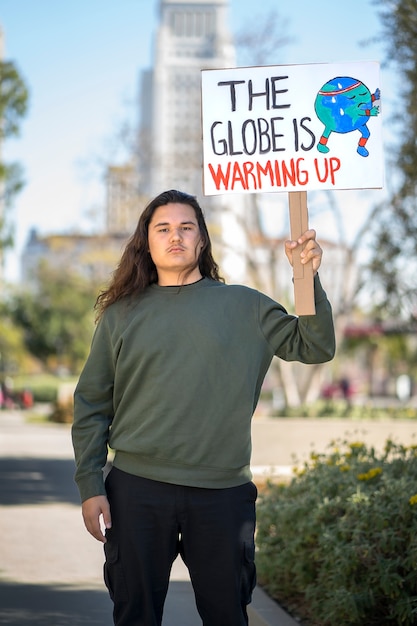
left=95, top=190, right=223, bottom=320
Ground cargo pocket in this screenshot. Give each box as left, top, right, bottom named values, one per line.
left=242, top=541, right=257, bottom=605
left=103, top=530, right=129, bottom=603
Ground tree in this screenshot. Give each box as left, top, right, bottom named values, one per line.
left=0, top=60, right=29, bottom=251
left=221, top=4, right=417, bottom=407
left=10, top=263, right=96, bottom=374
left=222, top=11, right=331, bottom=408
left=0, top=308, right=31, bottom=376
left=234, top=9, right=293, bottom=67
left=366, top=0, right=417, bottom=315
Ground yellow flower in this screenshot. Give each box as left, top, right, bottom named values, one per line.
left=409, top=494, right=417, bottom=506
left=339, top=464, right=351, bottom=472
left=293, top=467, right=306, bottom=477
left=357, top=467, right=382, bottom=481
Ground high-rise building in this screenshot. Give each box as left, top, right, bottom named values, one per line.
left=138, top=0, right=235, bottom=204
left=23, top=1, right=249, bottom=285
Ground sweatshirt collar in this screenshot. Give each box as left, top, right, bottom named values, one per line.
left=149, top=277, right=208, bottom=293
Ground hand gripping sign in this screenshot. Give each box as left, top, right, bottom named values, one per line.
left=201, top=61, right=383, bottom=314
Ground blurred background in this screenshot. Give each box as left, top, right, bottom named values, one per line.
left=0, top=0, right=416, bottom=418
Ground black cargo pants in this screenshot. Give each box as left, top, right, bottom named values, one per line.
left=104, top=467, right=257, bottom=626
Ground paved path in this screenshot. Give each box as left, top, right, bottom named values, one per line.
left=1, top=409, right=417, bottom=625
left=0, top=410, right=299, bottom=625
left=250, top=414, right=417, bottom=480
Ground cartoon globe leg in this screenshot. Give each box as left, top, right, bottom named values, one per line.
left=357, top=126, right=370, bottom=157
left=317, top=128, right=331, bottom=153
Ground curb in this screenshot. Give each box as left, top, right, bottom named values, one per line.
left=249, top=586, right=300, bottom=626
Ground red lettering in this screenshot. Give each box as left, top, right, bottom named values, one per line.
left=281, top=159, right=296, bottom=186
left=314, top=158, right=328, bottom=183
left=314, top=157, right=341, bottom=185
left=231, top=162, right=248, bottom=190
left=256, top=161, right=274, bottom=188
left=208, top=162, right=231, bottom=190
left=329, top=157, right=341, bottom=184
left=207, top=157, right=311, bottom=192
left=243, top=162, right=257, bottom=189
left=296, top=158, right=309, bottom=185
left=274, top=160, right=282, bottom=186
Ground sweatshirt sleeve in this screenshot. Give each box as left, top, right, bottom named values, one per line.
left=72, top=316, right=116, bottom=502
left=259, top=274, right=336, bottom=363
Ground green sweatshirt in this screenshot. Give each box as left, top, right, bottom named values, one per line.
left=72, top=276, right=335, bottom=502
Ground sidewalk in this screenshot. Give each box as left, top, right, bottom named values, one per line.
left=0, top=410, right=299, bottom=626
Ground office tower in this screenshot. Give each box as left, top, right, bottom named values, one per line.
left=139, top=0, right=235, bottom=206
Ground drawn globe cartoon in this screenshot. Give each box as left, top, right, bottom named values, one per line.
left=314, top=76, right=380, bottom=157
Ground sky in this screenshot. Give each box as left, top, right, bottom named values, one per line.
left=0, top=0, right=390, bottom=282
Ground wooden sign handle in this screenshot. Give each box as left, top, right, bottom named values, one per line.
left=288, top=191, right=316, bottom=316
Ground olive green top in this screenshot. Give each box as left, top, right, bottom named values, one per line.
left=72, top=276, right=335, bottom=502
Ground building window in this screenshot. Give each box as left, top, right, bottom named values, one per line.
left=169, top=9, right=214, bottom=38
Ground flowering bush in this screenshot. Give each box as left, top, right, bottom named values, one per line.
left=256, top=439, right=417, bottom=625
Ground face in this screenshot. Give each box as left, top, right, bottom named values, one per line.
left=148, top=203, right=204, bottom=285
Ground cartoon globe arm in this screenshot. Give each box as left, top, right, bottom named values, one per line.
left=358, top=87, right=380, bottom=117
left=372, top=88, right=381, bottom=101
left=363, top=87, right=381, bottom=116
left=358, top=103, right=380, bottom=117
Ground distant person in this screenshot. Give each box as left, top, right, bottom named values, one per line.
left=340, top=377, right=352, bottom=405
left=1, top=379, right=14, bottom=409
left=72, top=189, right=335, bottom=626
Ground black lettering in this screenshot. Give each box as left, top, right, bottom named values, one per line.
left=248, top=79, right=270, bottom=111
left=293, top=117, right=316, bottom=152
left=270, top=117, right=286, bottom=152
left=210, top=121, right=228, bottom=156
left=217, top=80, right=246, bottom=112
left=270, top=76, right=290, bottom=109
left=257, top=118, right=271, bottom=154
left=228, top=121, right=243, bottom=156
left=241, top=120, right=257, bottom=155
left=299, top=117, right=316, bottom=151
left=293, top=118, right=299, bottom=152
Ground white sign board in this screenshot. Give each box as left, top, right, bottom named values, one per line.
left=201, top=61, right=382, bottom=195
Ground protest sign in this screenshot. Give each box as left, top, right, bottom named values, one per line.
left=201, top=61, right=382, bottom=195
left=201, top=61, right=382, bottom=314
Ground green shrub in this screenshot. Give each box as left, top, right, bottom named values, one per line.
left=13, top=373, right=77, bottom=404
left=273, top=400, right=417, bottom=420
left=256, top=439, right=417, bottom=625
left=28, top=385, right=57, bottom=403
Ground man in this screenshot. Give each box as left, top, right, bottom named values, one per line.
left=72, top=189, right=335, bottom=626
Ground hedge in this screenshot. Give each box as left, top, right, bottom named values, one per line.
left=256, top=439, right=417, bottom=625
